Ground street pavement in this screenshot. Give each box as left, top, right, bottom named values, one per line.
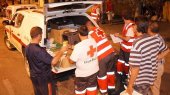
left=0, top=17, right=170, bottom=95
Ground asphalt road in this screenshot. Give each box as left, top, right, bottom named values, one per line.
left=0, top=17, right=170, bottom=95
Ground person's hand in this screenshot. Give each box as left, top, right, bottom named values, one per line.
left=60, top=45, right=68, bottom=53
left=68, top=44, right=74, bottom=49
left=114, top=33, right=120, bottom=37
left=157, top=53, right=163, bottom=60
left=126, top=85, right=133, bottom=95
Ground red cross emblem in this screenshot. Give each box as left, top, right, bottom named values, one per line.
left=96, top=29, right=106, bottom=39
left=87, top=45, right=96, bottom=57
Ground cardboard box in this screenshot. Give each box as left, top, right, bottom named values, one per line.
left=50, top=29, right=70, bottom=44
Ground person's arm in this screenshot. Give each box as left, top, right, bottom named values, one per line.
left=51, top=46, right=68, bottom=66
left=69, top=45, right=79, bottom=64
left=114, top=33, right=131, bottom=41
left=126, top=66, right=140, bottom=95
left=127, top=43, right=141, bottom=95
left=68, top=58, right=75, bottom=64
left=114, top=27, right=135, bottom=41
left=157, top=48, right=169, bottom=60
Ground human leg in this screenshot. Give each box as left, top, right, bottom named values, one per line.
left=106, top=53, right=116, bottom=95
left=151, top=63, right=164, bottom=95
left=75, top=77, right=87, bottom=95
left=117, top=49, right=125, bottom=75
left=30, top=76, right=49, bottom=95
left=98, top=60, right=108, bottom=94
left=86, top=73, right=98, bottom=95
left=30, top=76, right=42, bottom=95
left=123, top=51, right=130, bottom=77
left=38, top=76, right=49, bottom=95
left=107, top=12, right=111, bottom=24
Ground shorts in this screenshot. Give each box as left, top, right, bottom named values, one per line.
left=75, top=72, right=98, bottom=93
left=134, top=84, right=151, bottom=95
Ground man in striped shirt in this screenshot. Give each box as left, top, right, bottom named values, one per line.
left=126, top=17, right=167, bottom=95
left=147, top=21, right=169, bottom=95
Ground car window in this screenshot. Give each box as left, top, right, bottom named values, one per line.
left=14, top=14, right=24, bottom=27
left=30, top=7, right=36, bottom=9
left=16, top=8, right=28, bottom=12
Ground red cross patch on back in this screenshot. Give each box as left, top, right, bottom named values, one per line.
left=87, top=45, right=96, bottom=57
left=96, top=29, right=106, bottom=39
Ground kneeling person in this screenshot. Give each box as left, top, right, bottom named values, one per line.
left=69, top=25, right=99, bottom=95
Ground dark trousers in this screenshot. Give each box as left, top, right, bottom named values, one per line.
left=30, top=74, right=56, bottom=95
left=118, top=49, right=130, bottom=78
left=98, top=52, right=116, bottom=77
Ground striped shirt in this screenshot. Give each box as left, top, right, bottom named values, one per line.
left=155, top=34, right=168, bottom=64
left=129, top=34, right=167, bottom=85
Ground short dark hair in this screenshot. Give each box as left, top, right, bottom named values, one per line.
left=30, top=26, right=42, bottom=38
left=78, top=25, right=88, bottom=36
left=149, top=21, right=159, bottom=33
left=135, top=16, right=149, bottom=34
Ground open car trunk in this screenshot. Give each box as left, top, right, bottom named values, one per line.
left=44, top=1, right=102, bottom=74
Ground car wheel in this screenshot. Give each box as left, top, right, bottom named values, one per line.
left=4, top=35, right=15, bottom=50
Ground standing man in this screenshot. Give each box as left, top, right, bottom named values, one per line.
left=126, top=17, right=167, bottom=95
left=69, top=25, right=99, bottom=95
left=86, top=21, right=116, bottom=95
left=114, top=11, right=136, bottom=85
left=147, top=21, right=169, bottom=95
left=91, top=4, right=100, bottom=24
left=106, top=0, right=114, bottom=24
left=25, top=26, right=68, bottom=95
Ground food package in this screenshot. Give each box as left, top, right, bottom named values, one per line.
left=60, top=57, right=72, bottom=68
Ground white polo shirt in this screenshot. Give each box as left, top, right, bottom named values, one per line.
left=70, top=38, right=99, bottom=77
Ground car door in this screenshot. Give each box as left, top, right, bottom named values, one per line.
left=10, top=13, right=24, bottom=52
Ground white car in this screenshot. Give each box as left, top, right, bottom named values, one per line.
left=4, top=1, right=102, bottom=76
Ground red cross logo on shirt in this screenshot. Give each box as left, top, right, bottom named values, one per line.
left=87, top=45, right=96, bottom=57
left=96, top=29, right=106, bottom=38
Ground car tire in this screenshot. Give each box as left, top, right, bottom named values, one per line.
left=4, top=35, right=15, bottom=50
